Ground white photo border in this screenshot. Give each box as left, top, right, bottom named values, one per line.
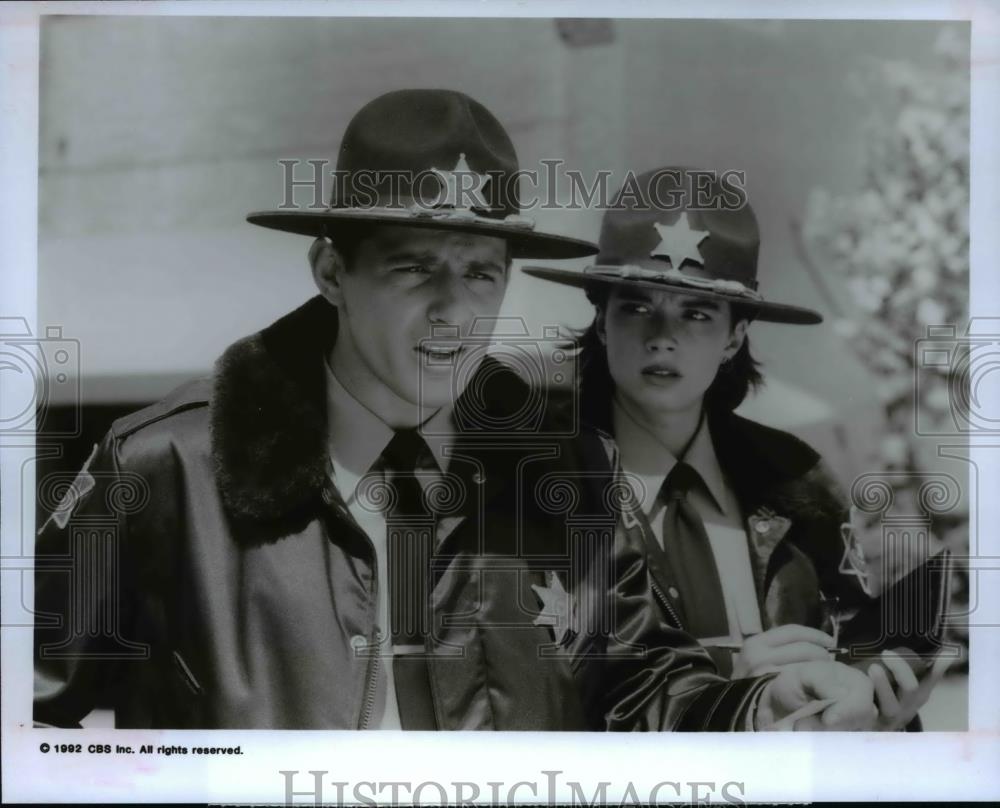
left=2, top=0, right=998, bottom=803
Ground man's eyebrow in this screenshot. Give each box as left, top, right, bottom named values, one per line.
left=382, top=249, right=436, bottom=263
left=616, top=289, right=654, bottom=303
left=467, top=259, right=505, bottom=274
left=679, top=296, right=721, bottom=310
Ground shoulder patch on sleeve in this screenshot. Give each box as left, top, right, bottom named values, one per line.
left=39, top=443, right=99, bottom=533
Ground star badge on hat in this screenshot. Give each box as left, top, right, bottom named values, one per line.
left=650, top=213, right=710, bottom=268
left=247, top=89, right=597, bottom=259
left=431, top=153, right=491, bottom=211
left=532, top=570, right=572, bottom=644
left=523, top=166, right=823, bottom=324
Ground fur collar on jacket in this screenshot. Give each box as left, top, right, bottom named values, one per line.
left=211, top=296, right=335, bottom=524
left=210, top=296, right=536, bottom=526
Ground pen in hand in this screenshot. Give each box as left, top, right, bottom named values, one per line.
left=768, top=697, right=838, bottom=731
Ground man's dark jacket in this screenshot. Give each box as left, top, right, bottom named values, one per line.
left=34, top=297, right=768, bottom=730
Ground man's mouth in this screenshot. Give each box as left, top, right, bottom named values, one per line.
left=416, top=343, right=465, bottom=361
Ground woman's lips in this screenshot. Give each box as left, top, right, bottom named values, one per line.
left=641, top=364, right=682, bottom=385
left=641, top=363, right=681, bottom=377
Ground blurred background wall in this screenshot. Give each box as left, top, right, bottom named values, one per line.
left=38, top=16, right=965, bottom=487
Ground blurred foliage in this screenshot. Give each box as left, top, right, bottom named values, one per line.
left=800, top=28, right=969, bottom=654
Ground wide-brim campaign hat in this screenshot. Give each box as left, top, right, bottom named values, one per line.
left=523, top=167, right=822, bottom=324
left=247, top=89, right=596, bottom=260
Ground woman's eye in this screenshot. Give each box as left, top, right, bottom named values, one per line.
left=466, top=271, right=496, bottom=283
left=393, top=265, right=429, bottom=275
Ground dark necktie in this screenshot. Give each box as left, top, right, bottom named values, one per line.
left=658, top=461, right=729, bottom=640
left=381, top=428, right=437, bottom=729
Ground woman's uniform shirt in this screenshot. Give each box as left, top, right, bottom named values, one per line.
left=597, top=396, right=878, bottom=685
left=613, top=400, right=763, bottom=647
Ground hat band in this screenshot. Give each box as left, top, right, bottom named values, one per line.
left=326, top=204, right=537, bottom=231
left=584, top=264, right=763, bottom=302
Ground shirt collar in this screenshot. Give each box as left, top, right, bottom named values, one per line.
left=324, top=358, right=455, bottom=503
left=611, top=397, right=731, bottom=517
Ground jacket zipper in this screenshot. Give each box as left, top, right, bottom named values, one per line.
left=323, top=475, right=384, bottom=730
left=358, top=521, right=381, bottom=731
left=650, top=575, right=683, bottom=630
left=359, top=628, right=381, bottom=730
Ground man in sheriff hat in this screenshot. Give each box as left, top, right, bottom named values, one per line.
left=34, top=95, right=876, bottom=730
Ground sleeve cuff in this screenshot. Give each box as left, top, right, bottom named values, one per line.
left=675, top=674, right=777, bottom=731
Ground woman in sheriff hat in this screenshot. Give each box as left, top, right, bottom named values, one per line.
left=524, top=167, right=951, bottom=730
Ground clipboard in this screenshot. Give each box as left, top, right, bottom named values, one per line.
left=835, top=549, right=953, bottom=674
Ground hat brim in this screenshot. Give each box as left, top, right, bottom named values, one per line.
left=246, top=209, right=597, bottom=260
left=522, top=265, right=823, bottom=325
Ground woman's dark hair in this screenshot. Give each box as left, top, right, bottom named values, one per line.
left=575, top=282, right=764, bottom=431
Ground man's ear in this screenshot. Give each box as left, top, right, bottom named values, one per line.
left=309, top=237, right=348, bottom=307
left=595, top=308, right=608, bottom=345
left=724, top=318, right=749, bottom=361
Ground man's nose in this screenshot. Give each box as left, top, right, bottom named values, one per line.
left=426, top=274, right=472, bottom=327
left=644, top=312, right=678, bottom=352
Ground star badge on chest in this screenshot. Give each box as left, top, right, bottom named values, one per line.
left=747, top=506, right=791, bottom=554
left=532, top=570, right=572, bottom=645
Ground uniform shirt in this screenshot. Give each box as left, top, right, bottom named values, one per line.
left=613, top=399, right=763, bottom=644
left=325, top=360, right=453, bottom=729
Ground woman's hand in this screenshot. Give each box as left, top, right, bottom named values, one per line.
left=756, top=659, right=877, bottom=731
left=868, top=648, right=955, bottom=731
left=733, top=625, right=838, bottom=678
